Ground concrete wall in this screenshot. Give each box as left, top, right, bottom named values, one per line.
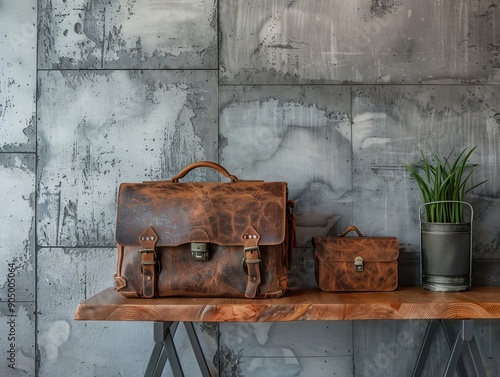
left=1, top=0, right=499, bottom=376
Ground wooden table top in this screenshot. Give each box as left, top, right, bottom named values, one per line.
left=74, top=287, right=500, bottom=322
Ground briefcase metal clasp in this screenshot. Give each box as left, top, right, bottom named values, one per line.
left=354, top=256, right=364, bottom=271
left=191, top=242, right=209, bottom=262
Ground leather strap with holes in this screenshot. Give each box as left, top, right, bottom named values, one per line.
left=242, top=226, right=261, bottom=298
left=139, top=227, right=158, bottom=298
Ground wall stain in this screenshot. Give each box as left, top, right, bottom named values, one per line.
left=200, top=322, right=219, bottom=341
left=219, top=345, right=244, bottom=377
left=370, top=0, right=400, bottom=18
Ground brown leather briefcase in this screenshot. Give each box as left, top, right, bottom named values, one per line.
left=114, top=161, right=295, bottom=298
left=313, top=226, right=399, bottom=291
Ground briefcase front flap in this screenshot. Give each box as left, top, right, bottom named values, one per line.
left=116, top=181, right=288, bottom=247
left=313, top=233, right=399, bottom=263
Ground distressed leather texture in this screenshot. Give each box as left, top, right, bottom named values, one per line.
left=313, top=226, right=399, bottom=292
left=114, top=161, right=294, bottom=299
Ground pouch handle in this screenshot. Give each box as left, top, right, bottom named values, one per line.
left=337, top=225, right=366, bottom=237
left=170, top=161, right=239, bottom=183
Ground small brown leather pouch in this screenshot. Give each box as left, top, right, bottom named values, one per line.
left=313, top=226, right=399, bottom=291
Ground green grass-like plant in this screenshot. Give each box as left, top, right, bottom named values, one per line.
left=403, top=147, right=487, bottom=223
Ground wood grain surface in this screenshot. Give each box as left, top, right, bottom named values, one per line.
left=74, top=287, right=500, bottom=322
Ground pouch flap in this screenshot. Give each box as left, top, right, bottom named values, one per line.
left=116, top=181, right=288, bottom=247
left=313, top=236, right=399, bottom=262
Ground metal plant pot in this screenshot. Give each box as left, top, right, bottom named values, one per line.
left=419, top=202, right=473, bottom=292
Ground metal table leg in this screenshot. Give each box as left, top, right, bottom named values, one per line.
left=144, top=322, right=211, bottom=377
left=184, top=322, right=211, bottom=377
left=145, top=322, right=183, bottom=377
left=441, top=321, right=468, bottom=377
left=412, top=319, right=487, bottom=377
left=412, top=319, right=440, bottom=377
left=443, top=321, right=487, bottom=377
left=464, top=332, right=488, bottom=377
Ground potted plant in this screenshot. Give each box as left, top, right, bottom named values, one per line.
left=404, top=147, right=487, bottom=292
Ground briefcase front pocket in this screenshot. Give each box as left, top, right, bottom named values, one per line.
left=313, top=226, right=399, bottom=292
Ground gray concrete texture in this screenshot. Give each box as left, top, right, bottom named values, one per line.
left=1, top=0, right=500, bottom=376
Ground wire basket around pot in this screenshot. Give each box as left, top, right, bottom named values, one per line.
left=419, top=201, right=473, bottom=292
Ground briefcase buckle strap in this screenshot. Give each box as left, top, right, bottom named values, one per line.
left=243, top=246, right=261, bottom=259
left=242, top=227, right=262, bottom=298
left=139, top=227, right=159, bottom=298
left=139, top=248, right=161, bottom=272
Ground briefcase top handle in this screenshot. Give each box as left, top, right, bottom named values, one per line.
left=170, top=161, right=239, bottom=183
left=337, top=225, right=367, bottom=237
